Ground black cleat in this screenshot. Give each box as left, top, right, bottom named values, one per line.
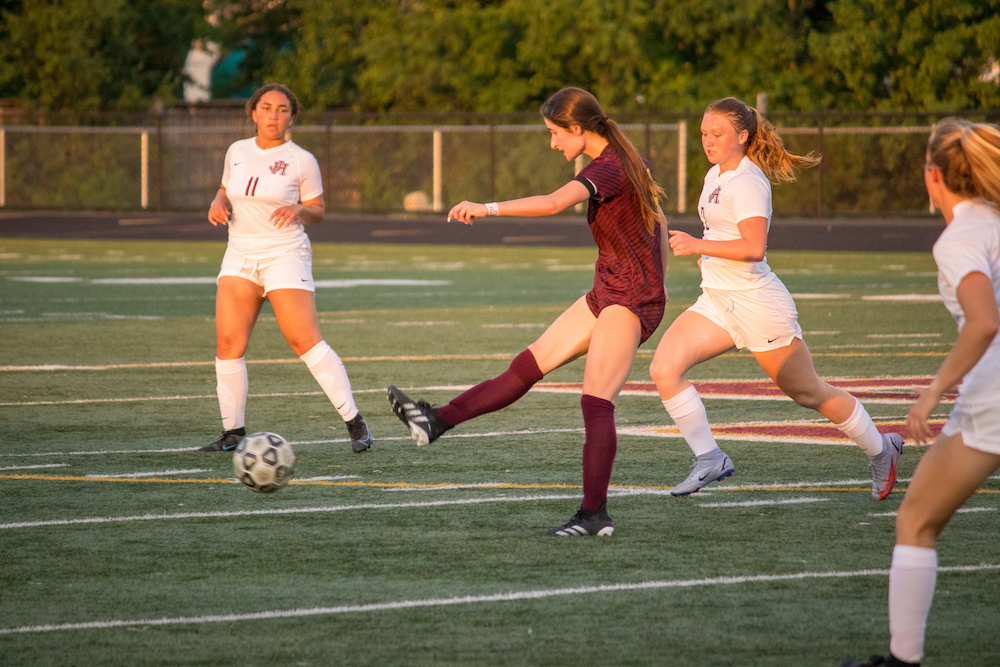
left=546, top=503, right=614, bottom=537
left=346, top=413, right=373, bottom=452
left=199, top=427, right=246, bottom=452
left=386, top=385, right=452, bottom=446
left=840, top=655, right=918, bottom=667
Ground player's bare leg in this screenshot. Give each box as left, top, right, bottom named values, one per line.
left=270, top=288, right=370, bottom=452
left=389, top=296, right=599, bottom=445
left=527, top=295, right=599, bottom=373
left=886, top=433, right=1000, bottom=663
left=202, top=276, right=265, bottom=451
left=649, top=311, right=737, bottom=495
left=215, top=276, right=265, bottom=360
left=548, top=305, right=641, bottom=536
left=756, top=338, right=902, bottom=498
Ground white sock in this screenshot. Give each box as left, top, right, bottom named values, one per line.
left=300, top=341, right=358, bottom=421
left=662, top=385, right=721, bottom=457
left=216, top=357, right=247, bottom=431
left=889, top=544, right=937, bottom=663
left=834, top=399, right=884, bottom=457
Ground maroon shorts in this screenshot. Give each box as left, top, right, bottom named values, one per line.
left=586, top=284, right=665, bottom=344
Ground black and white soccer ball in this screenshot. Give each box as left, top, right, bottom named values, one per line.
left=233, top=432, right=295, bottom=493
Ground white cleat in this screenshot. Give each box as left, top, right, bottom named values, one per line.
left=670, top=454, right=735, bottom=496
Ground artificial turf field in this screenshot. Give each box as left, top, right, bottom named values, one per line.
left=1, top=237, right=997, bottom=666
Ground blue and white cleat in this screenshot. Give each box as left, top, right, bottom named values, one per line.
left=670, top=453, right=735, bottom=496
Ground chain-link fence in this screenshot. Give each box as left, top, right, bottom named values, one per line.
left=1, top=109, right=997, bottom=215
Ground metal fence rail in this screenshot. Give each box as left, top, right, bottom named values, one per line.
left=0, top=111, right=985, bottom=216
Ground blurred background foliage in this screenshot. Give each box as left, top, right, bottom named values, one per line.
left=1, top=0, right=998, bottom=114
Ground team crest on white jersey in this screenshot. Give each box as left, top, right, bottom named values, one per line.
left=270, top=160, right=289, bottom=176
left=708, top=186, right=721, bottom=204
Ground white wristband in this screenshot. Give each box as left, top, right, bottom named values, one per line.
left=485, top=202, right=499, bottom=216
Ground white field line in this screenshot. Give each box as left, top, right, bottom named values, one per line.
left=2, top=564, right=997, bottom=636
left=0, top=493, right=584, bottom=530
left=85, top=469, right=210, bottom=479
left=870, top=506, right=997, bottom=518
left=294, top=475, right=361, bottom=482
left=696, top=498, right=830, bottom=508
left=619, top=427, right=914, bottom=447
left=712, top=478, right=910, bottom=490
left=0, top=428, right=582, bottom=457
left=0, top=463, right=69, bottom=471
left=862, top=294, right=943, bottom=302
left=0, top=388, right=389, bottom=407
left=5, top=392, right=929, bottom=408
left=0, top=478, right=927, bottom=531
left=0, top=355, right=517, bottom=373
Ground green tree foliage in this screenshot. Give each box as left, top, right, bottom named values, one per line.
left=0, top=0, right=206, bottom=112
left=1, top=0, right=997, bottom=113
left=204, top=0, right=301, bottom=100
left=267, top=0, right=379, bottom=110
left=809, top=0, right=1000, bottom=109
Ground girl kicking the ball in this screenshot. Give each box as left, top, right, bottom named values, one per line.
left=387, top=86, right=668, bottom=537
left=201, top=83, right=372, bottom=454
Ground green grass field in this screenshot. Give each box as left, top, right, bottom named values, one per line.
left=1, top=237, right=997, bottom=666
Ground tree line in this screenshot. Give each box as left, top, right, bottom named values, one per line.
left=1, top=0, right=998, bottom=114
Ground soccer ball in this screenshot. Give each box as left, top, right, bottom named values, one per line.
left=233, top=432, right=296, bottom=493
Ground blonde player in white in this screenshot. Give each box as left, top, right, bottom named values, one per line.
left=843, top=119, right=1000, bottom=667
left=649, top=97, right=902, bottom=498
left=200, top=83, right=372, bottom=453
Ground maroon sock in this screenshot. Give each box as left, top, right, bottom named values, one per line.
left=436, top=349, right=544, bottom=427
left=580, top=394, right=617, bottom=512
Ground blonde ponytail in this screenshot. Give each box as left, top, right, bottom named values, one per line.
left=929, top=118, right=1000, bottom=206
left=705, top=97, right=820, bottom=182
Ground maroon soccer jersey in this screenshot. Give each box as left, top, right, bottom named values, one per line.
left=575, top=146, right=665, bottom=342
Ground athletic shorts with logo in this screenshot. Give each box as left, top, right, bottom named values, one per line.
left=218, top=247, right=315, bottom=294
left=687, top=276, right=802, bottom=352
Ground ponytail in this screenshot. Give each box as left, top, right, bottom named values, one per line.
left=928, top=118, right=1000, bottom=206
left=602, top=118, right=667, bottom=234
left=706, top=97, right=820, bottom=182
left=542, top=87, right=666, bottom=235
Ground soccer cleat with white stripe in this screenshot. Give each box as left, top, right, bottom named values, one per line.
left=669, top=453, right=735, bottom=496
left=546, top=503, right=614, bottom=537
left=386, top=385, right=452, bottom=446
left=869, top=432, right=904, bottom=500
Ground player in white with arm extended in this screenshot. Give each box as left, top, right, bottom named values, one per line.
left=199, top=83, right=372, bottom=454
left=842, top=119, right=1000, bottom=667
left=649, top=97, right=903, bottom=498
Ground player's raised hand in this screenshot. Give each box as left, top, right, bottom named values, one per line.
left=447, top=201, right=488, bottom=225
left=668, top=229, right=700, bottom=256
left=269, top=204, right=302, bottom=228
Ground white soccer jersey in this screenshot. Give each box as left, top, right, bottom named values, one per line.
left=221, top=138, right=324, bottom=259
left=697, top=156, right=775, bottom=290
left=932, top=198, right=1000, bottom=403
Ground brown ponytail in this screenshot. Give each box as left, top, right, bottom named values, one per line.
left=542, top=87, right=666, bottom=235
left=928, top=118, right=1000, bottom=206
left=705, top=97, right=820, bottom=182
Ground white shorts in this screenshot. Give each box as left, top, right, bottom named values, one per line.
left=688, top=278, right=803, bottom=352
left=941, top=397, right=1000, bottom=455
left=218, top=247, right=314, bottom=294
